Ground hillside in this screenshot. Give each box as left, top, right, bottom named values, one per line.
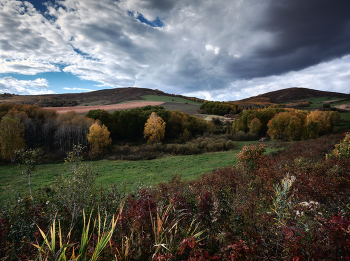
left=0, top=87, right=172, bottom=105
left=0, top=87, right=204, bottom=115
left=239, top=87, right=350, bottom=104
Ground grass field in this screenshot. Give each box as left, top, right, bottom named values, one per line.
left=0, top=141, right=279, bottom=200
left=120, top=95, right=201, bottom=105
left=334, top=112, right=350, bottom=132
left=308, top=97, right=342, bottom=108
left=340, top=112, right=350, bottom=120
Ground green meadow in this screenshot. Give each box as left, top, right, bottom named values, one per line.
left=0, top=141, right=279, bottom=200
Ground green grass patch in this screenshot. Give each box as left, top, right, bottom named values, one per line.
left=331, top=100, right=350, bottom=107
left=308, top=97, right=345, bottom=108
left=0, top=141, right=279, bottom=200
left=333, top=112, right=350, bottom=133
left=340, top=112, right=350, bottom=120
left=120, top=95, right=201, bottom=105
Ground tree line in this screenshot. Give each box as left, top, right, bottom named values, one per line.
left=232, top=107, right=341, bottom=140
left=0, top=103, right=211, bottom=161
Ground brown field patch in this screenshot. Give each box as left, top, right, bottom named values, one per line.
left=45, top=101, right=165, bottom=114
left=335, top=103, right=350, bottom=111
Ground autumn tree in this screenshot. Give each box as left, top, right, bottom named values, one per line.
left=232, top=119, right=245, bottom=133
left=249, top=118, right=262, bottom=134
left=0, top=117, right=26, bottom=162
left=87, top=121, right=112, bottom=154
left=143, top=112, right=166, bottom=142
left=267, top=110, right=306, bottom=141
left=306, top=110, right=335, bottom=138
left=207, top=121, right=216, bottom=133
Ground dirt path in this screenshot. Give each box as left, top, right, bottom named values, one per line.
left=45, top=101, right=165, bottom=114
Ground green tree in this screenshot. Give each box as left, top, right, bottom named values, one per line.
left=0, top=116, right=26, bottom=162
left=86, top=109, right=116, bottom=133
left=15, top=148, right=42, bottom=202
left=206, top=121, right=216, bottom=133
left=144, top=112, right=166, bottom=142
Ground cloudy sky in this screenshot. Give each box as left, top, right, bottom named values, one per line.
left=1, top=0, right=350, bottom=100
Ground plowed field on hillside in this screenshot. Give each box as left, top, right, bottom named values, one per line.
left=45, top=101, right=164, bottom=114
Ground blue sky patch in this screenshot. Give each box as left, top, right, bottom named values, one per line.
left=128, top=11, right=164, bottom=28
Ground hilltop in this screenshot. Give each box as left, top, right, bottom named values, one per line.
left=239, top=87, right=350, bottom=104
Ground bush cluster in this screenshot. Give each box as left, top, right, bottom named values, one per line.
left=111, top=135, right=237, bottom=160
left=200, top=101, right=243, bottom=116
left=37, top=99, right=78, bottom=107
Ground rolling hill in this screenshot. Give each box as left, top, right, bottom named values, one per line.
left=239, top=87, right=350, bottom=104
left=0, top=87, right=177, bottom=106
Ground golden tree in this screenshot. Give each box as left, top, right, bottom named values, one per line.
left=267, top=110, right=306, bottom=141
left=249, top=118, right=262, bottom=134
left=144, top=112, right=166, bottom=142
left=0, top=116, right=26, bottom=162
left=306, top=110, right=331, bottom=138
left=87, top=121, right=112, bottom=154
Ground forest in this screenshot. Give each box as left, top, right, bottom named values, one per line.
left=0, top=99, right=350, bottom=260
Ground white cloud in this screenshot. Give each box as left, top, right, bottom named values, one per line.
left=63, top=87, right=95, bottom=92
left=0, top=76, right=54, bottom=95
left=205, top=45, right=220, bottom=55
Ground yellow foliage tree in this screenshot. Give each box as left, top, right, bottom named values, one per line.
left=267, top=110, right=306, bottom=141
left=0, top=117, right=26, bottom=162
left=306, top=110, right=331, bottom=138
left=87, top=122, right=112, bottom=154
left=143, top=112, right=166, bottom=142
left=249, top=118, right=262, bottom=134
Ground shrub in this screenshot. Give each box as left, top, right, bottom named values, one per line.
left=237, top=143, right=266, bottom=170
left=323, top=102, right=331, bottom=108
left=328, top=132, right=350, bottom=158
left=225, top=140, right=236, bottom=150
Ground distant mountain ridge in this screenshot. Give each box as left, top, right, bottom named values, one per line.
left=239, top=87, right=350, bottom=104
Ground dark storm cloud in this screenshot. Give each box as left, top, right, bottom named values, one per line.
left=138, top=0, right=176, bottom=12
left=2, top=0, right=350, bottom=100
left=227, top=0, right=350, bottom=79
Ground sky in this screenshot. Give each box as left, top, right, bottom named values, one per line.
left=0, top=0, right=350, bottom=101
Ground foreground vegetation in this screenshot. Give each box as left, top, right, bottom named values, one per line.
left=1, top=89, right=350, bottom=260
left=1, top=133, right=349, bottom=260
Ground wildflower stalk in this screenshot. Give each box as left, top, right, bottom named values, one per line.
left=271, top=174, right=296, bottom=227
